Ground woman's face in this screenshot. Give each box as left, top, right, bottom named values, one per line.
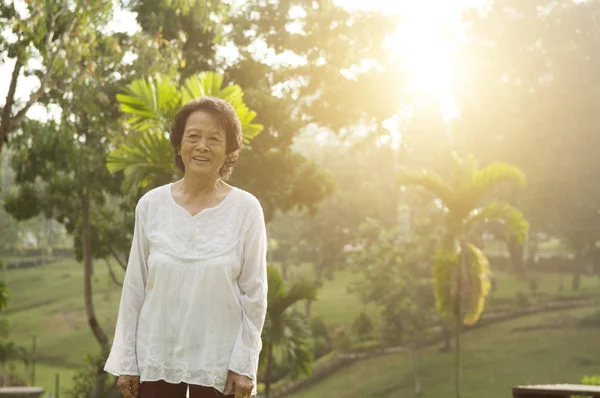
left=180, top=110, right=227, bottom=179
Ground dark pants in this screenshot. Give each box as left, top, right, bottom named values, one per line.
left=140, top=380, right=235, bottom=398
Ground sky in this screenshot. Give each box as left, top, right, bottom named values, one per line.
left=0, top=0, right=488, bottom=123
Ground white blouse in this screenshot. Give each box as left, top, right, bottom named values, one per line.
left=104, top=183, right=268, bottom=396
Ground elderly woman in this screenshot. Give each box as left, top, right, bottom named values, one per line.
left=104, top=97, right=268, bottom=398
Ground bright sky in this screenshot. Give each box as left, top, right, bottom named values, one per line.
left=0, top=0, right=488, bottom=124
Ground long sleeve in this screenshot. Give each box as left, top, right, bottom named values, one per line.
left=228, top=210, right=268, bottom=381
left=104, top=201, right=149, bottom=376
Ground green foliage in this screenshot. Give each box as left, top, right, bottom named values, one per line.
left=285, top=308, right=600, bottom=398
left=260, top=266, right=317, bottom=391
left=463, top=243, right=491, bottom=326
left=65, top=352, right=116, bottom=398
left=457, top=0, right=600, bottom=260
left=107, top=71, right=264, bottom=190
left=0, top=0, right=115, bottom=149
left=0, top=285, right=29, bottom=385
left=399, top=153, right=528, bottom=326
left=433, top=248, right=458, bottom=317
left=127, top=0, right=399, bottom=220
left=350, top=221, right=437, bottom=347
left=352, top=312, right=374, bottom=341
left=465, top=202, right=529, bottom=245
left=582, top=375, right=600, bottom=386
left=310, top=317, right=330, bottom=341
left=0, top=340, right=28, bottom=368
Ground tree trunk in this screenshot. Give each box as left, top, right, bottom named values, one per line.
left=439, top=319, right=452, bottom=352
left=92, top=364, right=107, bottom=398
left=571, top=249, right=585, bottom=291
left=508, top=235, right=524, bottom=273
left=454, top=243, right=467, bottom=398
left=305, top=299, right=312, bottom=319
left=526, top=232, right=538, bottom=267
left=265, top=344, right=274, bottom=398
left=0, top=58, right=23, bottom=153
left=408, top=346, right=421, bottom=395
left=81, top=190, right=110, bottom=398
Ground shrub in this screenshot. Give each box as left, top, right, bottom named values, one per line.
left=352, top=312, right=374, bottom=341
left=312, top=336, right=330, bottom=359
left=515, top=291, right=530, bottom=307
left=310, top=316, right=329, bottom=341
left=66, top=352, right=116, bottom=398
left=578, top=311, right=600, bottom=328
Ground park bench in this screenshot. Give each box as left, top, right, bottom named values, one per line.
left=513, top=384, right=600, bottom=398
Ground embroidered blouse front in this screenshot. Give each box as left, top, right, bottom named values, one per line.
left=104, top=184, right=268, bottom=396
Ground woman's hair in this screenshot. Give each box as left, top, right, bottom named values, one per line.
left=169, top=96, right=243, bottom=180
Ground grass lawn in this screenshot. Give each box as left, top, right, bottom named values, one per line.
left=3, top=256, right=598, bottom=397
left=5, top=258, right=123, bottom=396
left=281, top=262, right=600, bottom=329
left=286, top=307, right=600, bottom=398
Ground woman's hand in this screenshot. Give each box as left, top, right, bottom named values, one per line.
left=117, top=375, right=140, bottom=398
left=223, top=370, right=254, bottom=398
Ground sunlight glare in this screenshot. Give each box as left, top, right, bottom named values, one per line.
left=379, top=0, right=488, bottom=122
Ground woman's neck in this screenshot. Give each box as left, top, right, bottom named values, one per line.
left=180, top=174, right=221, bottom=197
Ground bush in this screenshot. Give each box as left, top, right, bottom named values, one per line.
left=312, top=336, right=331, bottom=359
left=529, top=278, right=539, bottom=297
left=515, top=291, right=530, bottom=307
left=66, top=352, right=116, bottom=398
left=574, top=375, right=600, bottom=398
left=352, top=312, right=374, bottom=342
left=310, top=317, right=329, bottom=341
left=578, top=311, right=600, bottom=328
left=331, top=326, right=353, bottom=352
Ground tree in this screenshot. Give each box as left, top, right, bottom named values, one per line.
left=398, top=153, right=529, bottom=398
left=350, top=201, right=441, bottom=395
left=0, top=0, right=114, bottom=152
left=125, top=0, right=403, bottom=220
left=259, top=266, right=317, bottom=398
left=2, top=24, right=179, bottom=397
left=455, top=0, right=600, bottom=286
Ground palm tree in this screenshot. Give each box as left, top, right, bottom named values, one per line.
left=260, top=266, right=317, bottom=398
left=106, top=71, right=263, bottom=190
left=398, top=153, right=529, bottom=398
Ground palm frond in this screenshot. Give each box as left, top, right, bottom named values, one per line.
left=106, top=131, right=175, bottom=190
left=117, top=74, right=181, bottom=133
left=465, top=201, right=529, bottom=245
left=181, top=72, right=264, bottom=141
left=110, top=71, right=263, bottom=191
left=277, top=279, right=318, bottom=315
left=280, top=310, right=314, bottom=379
left=462, top=242, right=492, bottom=326
left=450, top=153, right=478, bottom=193
left=266, top=265, right=286, bottom=306
left=432, top=247, right=458, bottom=317
left=398, top=169, right=457, bottom=210
left=463, top=162, right=526, bottom=205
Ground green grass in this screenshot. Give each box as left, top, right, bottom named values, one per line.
left=286, top=307, right=600, bottom=398
left=3, top=257, right=599, bottom=397
left=281, top=262, right=600, bottom=328
left=5, top=258, right=122, bottom=396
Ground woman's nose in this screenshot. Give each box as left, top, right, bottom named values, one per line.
left=195, top=137, right=209, bottom=150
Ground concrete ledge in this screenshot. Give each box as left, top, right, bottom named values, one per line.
left=0, top=387, right=45, bottom=398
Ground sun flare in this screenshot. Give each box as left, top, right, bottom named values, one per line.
left=377, top=0, right=488, bottom=121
